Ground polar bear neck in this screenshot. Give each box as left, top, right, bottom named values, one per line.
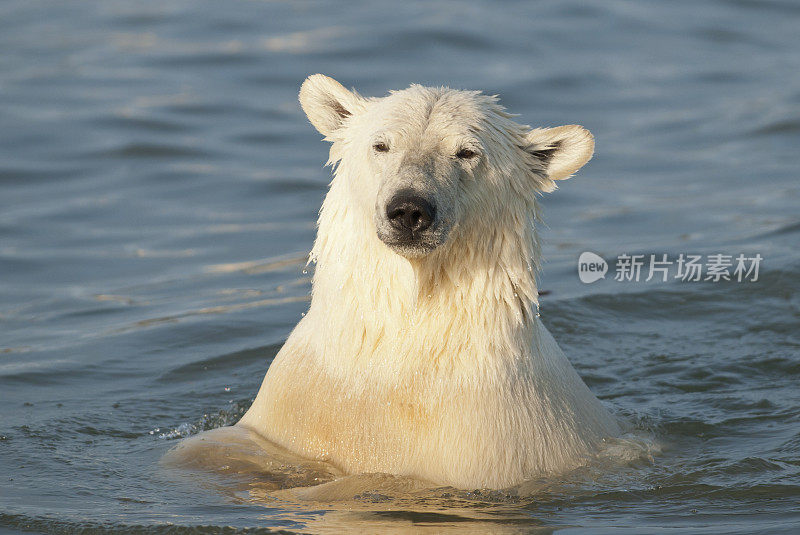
left=306, top=172, right=543, bottom=377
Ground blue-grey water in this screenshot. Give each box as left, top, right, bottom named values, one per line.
left=1, top=0, right=799, bottom=533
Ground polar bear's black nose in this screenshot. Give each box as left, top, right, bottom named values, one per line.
left=386, top=192, right=436, bottom=233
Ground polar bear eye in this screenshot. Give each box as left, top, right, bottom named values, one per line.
left=456, top=148, right=477, bottom=159
left=373, top=141, right=389, bottom=153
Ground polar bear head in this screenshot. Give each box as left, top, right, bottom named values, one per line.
left=299, top=74, right=594, bottom=259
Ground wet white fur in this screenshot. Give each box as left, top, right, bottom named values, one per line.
left=238, top=74, right=620, bottom=489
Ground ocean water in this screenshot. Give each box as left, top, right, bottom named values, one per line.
left=1, top=0, right=799, bottom=533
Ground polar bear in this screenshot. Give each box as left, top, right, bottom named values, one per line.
left=228, top=75, right=619, bottom=490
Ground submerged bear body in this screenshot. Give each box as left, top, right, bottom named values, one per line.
left=234, top=75, right=621, bottom=489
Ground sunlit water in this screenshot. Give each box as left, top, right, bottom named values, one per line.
left=1, top=0, right=799, bottom=533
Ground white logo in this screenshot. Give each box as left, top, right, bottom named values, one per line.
left=578, top=252, right=608, bottom=284
left=577, top=252, right=762, bottom=283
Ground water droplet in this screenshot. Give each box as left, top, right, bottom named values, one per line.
left=300, top=312, right=306, bottom=317
left=302, top=268, right=308, bottom=275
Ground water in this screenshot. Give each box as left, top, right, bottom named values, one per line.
left=1, top=0, right=799, bottom=533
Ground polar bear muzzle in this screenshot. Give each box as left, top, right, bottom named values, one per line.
left=386, top=190, right=436, bottom=234
left=386, top=189, right=435, bottom=233
left=377, top=188, right=445, bottom=256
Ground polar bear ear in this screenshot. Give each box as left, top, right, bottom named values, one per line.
left=524, top=125, right=594, bottom=181
left=299, top=74, right=366, bottom=138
